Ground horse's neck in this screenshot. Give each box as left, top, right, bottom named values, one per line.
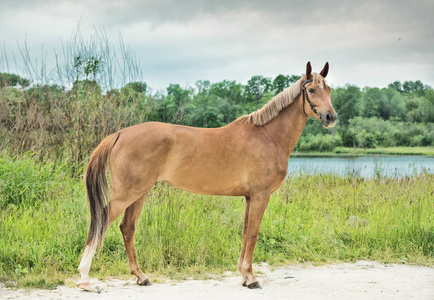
left=263, top=94, right=308, bottom=157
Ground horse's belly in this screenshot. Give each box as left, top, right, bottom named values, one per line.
left=160, top=167, right=249, bottom=196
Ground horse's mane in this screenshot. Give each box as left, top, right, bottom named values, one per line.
left=239, top=78, right=303, bottom=126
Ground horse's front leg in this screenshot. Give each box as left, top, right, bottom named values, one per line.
left=239, top=192, right=270, bottom=289
left=238, top=196, right=250, bottom=286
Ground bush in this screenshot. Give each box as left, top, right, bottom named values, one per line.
left=394, top=130, right=411, bottom=146
left=296, top=134, right=342, bottom=152
left=364, top=133, right=378, bottom=148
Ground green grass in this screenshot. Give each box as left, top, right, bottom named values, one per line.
left=1, top=155, right=433, bottom=288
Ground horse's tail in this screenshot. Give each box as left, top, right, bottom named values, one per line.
left=85, top=133, right=120, bottom=249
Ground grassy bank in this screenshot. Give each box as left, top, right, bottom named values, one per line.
left=0, top=155, right=433, bottom=288
left=333, top=146, right=434, bottom=156
left=292, top=146, right=434, bottom=157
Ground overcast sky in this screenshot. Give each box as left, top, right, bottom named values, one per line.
left=0, top=0, right=433, bottom=90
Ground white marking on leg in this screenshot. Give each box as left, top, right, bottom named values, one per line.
left=77, top=242, right=97, bottom=287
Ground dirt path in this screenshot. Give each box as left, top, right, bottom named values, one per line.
left=1, top=261, right=433, bottom=300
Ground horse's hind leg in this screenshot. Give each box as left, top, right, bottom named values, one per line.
left=77, top=191, right=143, bottom=291
left=77, top=242, right=97, bottom=291
left=120, top=193, right=152, bottom=286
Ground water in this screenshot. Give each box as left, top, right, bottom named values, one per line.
left=287, top=155, right=434, bottom=178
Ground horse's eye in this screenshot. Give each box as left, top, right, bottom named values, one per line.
left=309, top=88, right=315, bottom=93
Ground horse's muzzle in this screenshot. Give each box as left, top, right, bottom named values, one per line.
left=320, top=111, right=338, bottom=128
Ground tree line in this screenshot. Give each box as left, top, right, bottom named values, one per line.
left=0, top=71, right=433, bottom=175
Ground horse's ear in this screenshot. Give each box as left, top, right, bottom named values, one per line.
left=320, top=62, right=329, bottom=78
left=306, top=61, right=312, bottom=79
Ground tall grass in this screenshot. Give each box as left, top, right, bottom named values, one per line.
left=0, top=155, right=88, bottom=287
left=1, top=155, right=433, bottom=288
left=0, top=83, right=154, bottom=176
left=0, top=26, right=150, bottom=177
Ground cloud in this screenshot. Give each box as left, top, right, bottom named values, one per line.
left=0, top=0, right=433, bottom=89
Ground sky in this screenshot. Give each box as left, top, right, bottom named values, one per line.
left=0, top=0, right=433, bottom=91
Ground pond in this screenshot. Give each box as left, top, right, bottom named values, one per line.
left=287, top=155, right=434, bottom=178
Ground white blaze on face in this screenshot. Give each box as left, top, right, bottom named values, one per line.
left=319, top=79, right=327, bottom=91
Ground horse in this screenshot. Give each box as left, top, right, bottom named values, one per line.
left=77, top=62, right=338, bottom=291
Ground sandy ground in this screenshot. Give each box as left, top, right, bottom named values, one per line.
left=1, top=261, right=433, bottom=300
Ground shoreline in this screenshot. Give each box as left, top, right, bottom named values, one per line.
left=292, top=146, right=434, bottom=157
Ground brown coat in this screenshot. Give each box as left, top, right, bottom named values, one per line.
left=77, top=62, right=337, bottom=291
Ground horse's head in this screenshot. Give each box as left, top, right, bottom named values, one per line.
left=302, top=62, right=338, bottom=128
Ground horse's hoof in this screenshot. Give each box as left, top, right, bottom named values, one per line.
left=76, top=281, right=92, bottom=292
left=137, top=278, right=152, bottom=286
left=247, top=281, right=262, bottom=289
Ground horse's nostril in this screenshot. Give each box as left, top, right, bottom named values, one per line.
left=326, top=114, right=331, bottom=121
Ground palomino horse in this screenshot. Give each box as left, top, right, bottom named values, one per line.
left=77, top=62, right=338, bottom=291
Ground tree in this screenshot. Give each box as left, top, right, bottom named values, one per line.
left=388, top=81, right=403, bottom=93
left=380, top=88, right=406, bottom=120
left=190, top=80, right=239, bottom=128
left=272, top=74, right=301, bottom=94
left=362, top=87, right=382, bottom=118
left=244, top=75, right=272, bottom=105
left=74, top=56, right=100, bottom=81
left=406, top=94, right=434, bottom=123
left=403, top=80, right=425, bottom=95
left=209, top=80, right=244, bottom=123
left=125, top=82, right=147, bottom=94
left=363, top=87, right=406, bottom=121
left=164, top=84, right=193, bottom=124
left=0, top=73, right=30, bottom=89
left=422, top=89, right=434, bottom=122
left=332, top=85, right=362, bottom=126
